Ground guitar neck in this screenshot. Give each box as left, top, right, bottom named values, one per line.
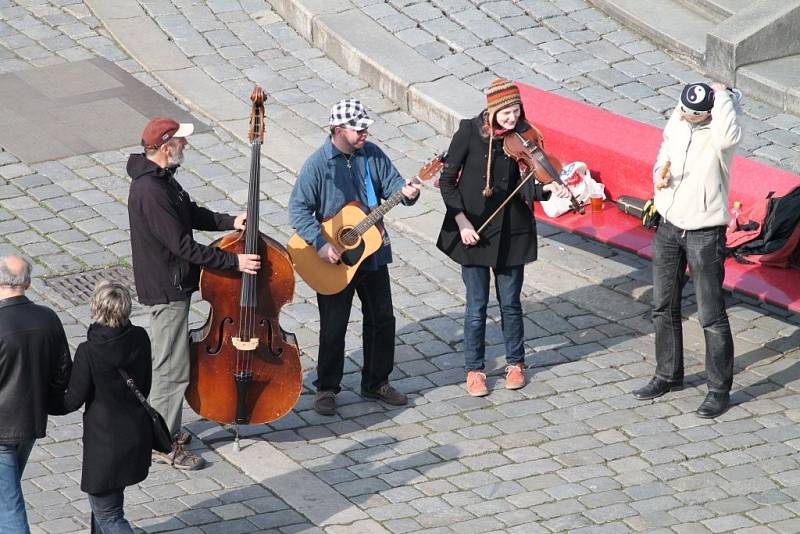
left=352, top=174, right=420, bottom=236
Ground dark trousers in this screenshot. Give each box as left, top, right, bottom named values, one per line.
left=88, top=489, right=133, bottom=534
left=315, top=265, right=396, bottom=393
left=461, top=265, right=525, bottom=371
left=652, top=221, right=734, bottom=392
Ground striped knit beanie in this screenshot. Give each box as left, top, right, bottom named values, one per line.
left=486, top=78, right=522, bottom=127
left=481, top=78, right=522, bottom=197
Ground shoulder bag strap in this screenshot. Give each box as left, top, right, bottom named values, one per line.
left=117, top=369, right=159, bottom=417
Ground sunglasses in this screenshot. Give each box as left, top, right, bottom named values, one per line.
left=678, top=104, right=710, bottom=117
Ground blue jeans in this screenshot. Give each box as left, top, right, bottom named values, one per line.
left=0, top=439, right=35, bottom=534
left=462, top=265, right=525, bottom=371
left=652, top=221, right=734, bottom=392
left=88, top=490, right=133, bottom=534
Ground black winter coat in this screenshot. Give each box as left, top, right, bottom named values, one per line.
left=127, top=154, right=238, bottom=305
left=437, top=115, right=550, bottom=268
left=0, top=296, right=71, bottom=443
left=51, top=323, right=152, bottom=494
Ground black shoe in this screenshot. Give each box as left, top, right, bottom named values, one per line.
left=361, top=383, right=408, bottom=406
left=696, top=391, right=730, bottom=418
left=632, top=377, right=683, bottom=400
left=313, top=390, right=336, bottom=416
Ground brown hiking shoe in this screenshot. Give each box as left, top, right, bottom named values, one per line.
left=505, top=363, right=525, bottom=390
left=152, top=442, right=205, bottom=470
left=176, top=430, right=192, bottom=445
left=361, top=383, right=408, bottom=406
left=466, top=371, right=489, bottom=397
left=314, top=390, right=337, bottom=416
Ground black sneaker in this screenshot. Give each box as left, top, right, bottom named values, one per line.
left=313, top=390, right=336, bottom=416
left=361, top=383, right=407, bottom=406
left=632, top=377, right=683, bottom=400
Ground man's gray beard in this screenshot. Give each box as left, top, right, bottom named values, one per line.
left=167, top=150, right=184, bottom=168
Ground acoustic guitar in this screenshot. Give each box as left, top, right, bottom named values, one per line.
left=287, top=153, right=445, bottom=295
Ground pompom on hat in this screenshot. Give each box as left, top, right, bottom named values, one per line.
left=485, top=78, right=523, bottom=127
left=679, top=82, right=714, bottom=116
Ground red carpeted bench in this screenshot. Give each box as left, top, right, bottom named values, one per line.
left=518, top=84, right=800, bottom=313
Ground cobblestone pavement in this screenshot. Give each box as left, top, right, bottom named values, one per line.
left=1, top=1, right=800, bottom=533
left=359, top=0, right=800, bottom=174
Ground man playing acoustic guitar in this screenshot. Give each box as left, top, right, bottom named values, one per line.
left=289, top=99, right=421, bottom=416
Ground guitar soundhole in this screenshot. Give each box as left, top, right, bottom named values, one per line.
left=338, top=227, right=359, bottom=248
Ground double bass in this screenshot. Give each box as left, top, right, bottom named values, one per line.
left=186, top=86, right=302, bottom=447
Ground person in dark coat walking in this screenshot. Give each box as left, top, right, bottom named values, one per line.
left=0, top=255, right=71, bottom=534
left=51, top=281, right=152, bottom=534
left=437, top=78, right=569, bottom=397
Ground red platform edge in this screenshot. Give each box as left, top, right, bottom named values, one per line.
left=518, top=83, right=800, bottom=313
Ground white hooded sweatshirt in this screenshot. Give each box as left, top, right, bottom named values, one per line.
left=653, top=89, right=743, bottom=230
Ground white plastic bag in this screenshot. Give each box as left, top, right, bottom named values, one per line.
left=540, top=161, right=605, bottom=218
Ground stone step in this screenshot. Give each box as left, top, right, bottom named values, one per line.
left=684, top=0, right=752, bottom=19
left=588, top=0, right=716, bottom=62
left=737, top=54, right=800, bottom=116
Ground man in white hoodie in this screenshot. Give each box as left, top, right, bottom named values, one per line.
left=633, top=82, right=743, bottom=418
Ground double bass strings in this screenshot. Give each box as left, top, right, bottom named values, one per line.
left=238, top=132, right=262, bottom=377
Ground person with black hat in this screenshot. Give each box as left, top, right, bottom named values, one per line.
left=436, top=78, right=569, bottom=397
left=633, top=82, right=743, bottom=418
left=127, top=117, right=261, bottom=469
left=288, top=99, right=421, bottom=416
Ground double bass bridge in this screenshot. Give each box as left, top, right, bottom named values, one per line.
left=231, top=337, right=259, bottom=351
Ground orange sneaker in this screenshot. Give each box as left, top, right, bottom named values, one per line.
left=505, top=363, right=525, bottom=390
left=466, top=370, right=489, bottom=397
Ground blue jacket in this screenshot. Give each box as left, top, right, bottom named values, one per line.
left=289, top=137, right=416, bottom=269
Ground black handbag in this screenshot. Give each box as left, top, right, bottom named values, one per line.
left=118, top=369, right=173, bottom=453
left=615, top=195, right=661, bottom=229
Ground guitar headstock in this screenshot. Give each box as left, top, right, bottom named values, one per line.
left=416, top=151, right=448, bottom=182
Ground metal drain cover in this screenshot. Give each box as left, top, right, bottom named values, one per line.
left=44, top=266, right=136, bottom=306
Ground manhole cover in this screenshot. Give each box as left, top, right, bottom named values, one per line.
left=44, top=266, right=137, bottom=306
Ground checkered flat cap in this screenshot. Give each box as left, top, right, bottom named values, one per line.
left=329, top=99, right=374, bottom=130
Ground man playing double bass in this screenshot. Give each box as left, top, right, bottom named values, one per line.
left=127, top=117, right=260, bottom=470
left=288, top=99, right=421, bottom=416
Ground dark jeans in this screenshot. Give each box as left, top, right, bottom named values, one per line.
left=315, top=265, right=396, bottom=393
left=88, top=489, right=133, bottom=534
left=462, top=265, right=525, bottom=371
left=0, top=439, right=35, bottom=534
left=652, top=221, right=734, bottom=392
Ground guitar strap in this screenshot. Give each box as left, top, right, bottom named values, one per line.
left=363, top=154, right=378, bottom=208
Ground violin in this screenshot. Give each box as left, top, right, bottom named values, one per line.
left=185, top=86, right=302, bottom=449
left=475, top=124, right=583, bottom=236
left=502, top=126, right=584, bottom=214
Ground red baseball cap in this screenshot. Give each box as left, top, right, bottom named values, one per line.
left=141, top=117, right=194, bottom=148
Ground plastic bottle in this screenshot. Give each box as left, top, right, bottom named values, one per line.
left=728, top=200, right=742, bottom=231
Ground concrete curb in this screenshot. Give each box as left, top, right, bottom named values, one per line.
left=267, top=0, right=484, bottom=135
left=706, top=1, right=800, bottom=86
left=84, top=0, right=316, bottom=175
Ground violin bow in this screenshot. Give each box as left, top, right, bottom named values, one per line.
left=475, top=170, right=536, bottom=235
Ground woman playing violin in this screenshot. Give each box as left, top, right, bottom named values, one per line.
left=437, top=78, right=569, bottom=397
